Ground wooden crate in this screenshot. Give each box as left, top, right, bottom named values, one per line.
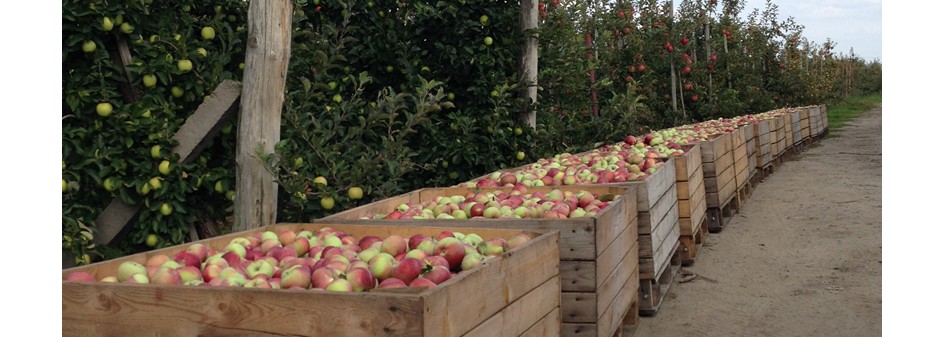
left=63, top=223, right=560, bottom=337
left=800, top=108, right=811, bottom=141
left=731, top=126, right=751, bottom=188
left=820, top=104, right=829, bottom=133
left=754, top=120, right=772, bottom=168
left=698, top=133, right=735, bottom=208
left=322, top=185, right=638, bottom=337
left=781, top=114, right=794, bottom=152
left=677, top=165, right=707, bottom=265
left=791, top=110, right=803, bottom=146
left=774, top=116, right=786, bottom=156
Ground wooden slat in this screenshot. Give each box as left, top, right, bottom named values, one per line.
left=639, top=198, right=678, bottom=263
left=519, top=307, right=562, bottom=337
left=627, top=157, right=676, bottom=210
left=560, top=217, right=637, bottom=292
left=463, top=277, right=561, bottom=337
left=678, top=176, right=705, bottom=223
left=561, top=240, right=636, bottom=324
left=562, top=255, right=639, bottom=337
left=646, top=203, right=679, bottom=278
left=675, top=164, right=704, bottom=201
left=702, top=147, right=733, bottom=177
left=733, top=154, right=749, bottom=187
left=704, top=163, right=734, bottom=194
left=679, top=183, right=707, bottom=237
left=637, top=182, right=676, bottom=235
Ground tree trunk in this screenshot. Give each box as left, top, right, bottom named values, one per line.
left=518, top=0, right=538, bottom=127
left=233, top=0, right=292, bottom=232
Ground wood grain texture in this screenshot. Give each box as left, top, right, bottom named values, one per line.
left=463, top=277, right=560, bottom=337
left=637, top=182, right=677, bottom=235
left=560, top=217, right=637, bottom=292
left=519, top=307, right=562, bottom=337
left=234, top=0, right=292, bottom=231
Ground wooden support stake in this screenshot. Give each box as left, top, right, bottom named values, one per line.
left=518, top=0, right=538, bottom=128
left=233, top=0, right=292, bottom=232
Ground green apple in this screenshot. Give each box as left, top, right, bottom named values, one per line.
left=117, top=261, right=147, bottom=282
left=82, top=40, right=96, bottom=53
left=196, top=47, right=208, bottom=58
left=201, top=26, right=216, bottom=40
left=62, top=179, right=68, bottom=192
left=480, top=15, right=489, bottom=25
left=96, top=102, right=113, bottom=117
left=332, top=94, right=342, bottom=103
left=348, top=186, right=364, bottom=200
left=321, top=196, right=335, bottom=210
left=313, top=176, right=328, bottom=186
left=103, top=177, right=118, bottom=192
left=145, top=234, right=159, bottom=247
left=484, top=36, right=493, bottom=46
left=150, top=145, right=162, bottom=159
left=516, top=151, right=526, bottom=161
left=142, top=74, right=157, bottom=87
left=149, top=177, right=162, bottom=190
left=120, top=22, right=134, bottom=34
left=171, top=86, right=184, bottom=98
left=101, top=17, right=114, bottom=31
left=158, top=160, right=172, bottom=175
left=160, top=203, right=173, bottom=216
left=177, top=59, right=193, bottom=73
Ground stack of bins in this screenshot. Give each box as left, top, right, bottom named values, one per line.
left=672, top=145, right=707, bottom=266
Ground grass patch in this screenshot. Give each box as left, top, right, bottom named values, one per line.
left=827, top=92, right=882, bottom=132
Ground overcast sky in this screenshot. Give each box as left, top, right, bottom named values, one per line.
left=735, top=0, right=882, bottom=62
left=665, top=0, right=882, bottom=62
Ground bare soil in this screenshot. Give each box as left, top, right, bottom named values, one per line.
left=629, top=105, right=882, bottom=337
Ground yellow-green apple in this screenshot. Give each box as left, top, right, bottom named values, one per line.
left=461, top=253, right=484, bottom=271
left=117, top=261, right=148, bottom=282
left=261, top=231, right=279, bottom=243
left=225, top=242, right=247, bottom=258
left=478, top=238, right=509, bottom=256
left=126, top=273, right=150, bottom=284
left=246, top=260, right=276, bottom=279
left=369, top=253, right=397, bottom=280
left=100, top=276, right=119, bottom=283
left=288, top=237, right=311, bottom=257
left=326, top=278, right=354, bottom=292
left=178, top=266, right=203, bottom=283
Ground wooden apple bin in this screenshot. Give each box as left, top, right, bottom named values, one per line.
left=673, top=145, right=708, bottom=266
left=62, top=223, right=561, bottom=337
left=320, top=185, right=640, bottom=337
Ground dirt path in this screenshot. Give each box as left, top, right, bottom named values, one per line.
left=629, top=106, right=882, bottom=337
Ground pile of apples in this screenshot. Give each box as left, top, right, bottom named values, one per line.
left=361, top=188, right=618, bottom=220
left=466, top=148, right=668, bottom=188
left=63, top=227, right=531, bottom=292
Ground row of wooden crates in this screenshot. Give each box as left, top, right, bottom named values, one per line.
left=62, top=105, right=829, bottom=337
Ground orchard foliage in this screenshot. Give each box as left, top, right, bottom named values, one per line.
left=63, top=0, right=248, bottom=262
left=63, top=0, right=880, bottom=263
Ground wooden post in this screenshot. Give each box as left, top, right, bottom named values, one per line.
left=518, top=0, right=538, bottom=127
left=233, top=0, right=292, bottom=232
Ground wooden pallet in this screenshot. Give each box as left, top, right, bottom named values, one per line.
left=706, top=192, right=737, bottom=233
left=614, top=291, right=641, bottom=337
left=678, top=217, right=709, bottom=266
left=639, top=240, right=682, bottom=316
